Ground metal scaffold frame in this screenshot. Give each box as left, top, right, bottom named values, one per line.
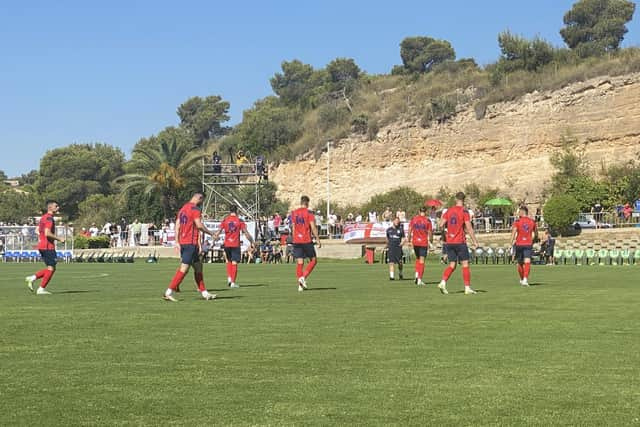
left=201, top=159, right=267, bottom=222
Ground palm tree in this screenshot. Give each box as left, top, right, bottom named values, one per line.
left=115, top=127, right=203, bottom=218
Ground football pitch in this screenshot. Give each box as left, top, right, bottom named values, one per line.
left=1, top=260, right=639, bottom=426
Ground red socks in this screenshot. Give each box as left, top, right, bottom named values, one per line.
left=517, top=264, right=524, bottom=279
left=296, top=263, right=304, bottom=279
left=462, top=266, right=471, bottom=286
left=194, top=272, right=206, bottom=292
left=40, top=270, right=55, bottom=288
left=303, top=259, right=317, bottom=278
left=523, top=263, right=531, bottom=279
left=416, top=261, right=426, bottom=279
left=226, top=262, right=232, bottom=279
left=230, top=263, right=238, bottom=282
left=442, top=266, right=455, bottom=281
left=35, top=269, right=47, bottom=279
left=169, top=270, right=186, bottom=290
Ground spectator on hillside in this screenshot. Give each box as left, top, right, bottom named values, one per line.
left=109, top=223, right=118, bottom=248
left=396, top=208, right=406, bottom=223
left=623, top=203, right=633, bottom=221
left=346, top=213, right=354, bottom=223
left=89, top=223, right=99, bottom=237
left=634, top=196, right=640, bottom=212
left=540, top=229, right=556, bottom=265
left=535, top=207, right=542, bottom=223
left=328, top=212, right=337, bottom=237
left=368, top=210, right=377, bottom=223
left=273, top=212, right=282, bottom=231
left=382, top=207, right=393, bottom=222
left=80, top=227, right=91, bottom=238
left=591, top=201, right=603, bottom=229
left=212, top=151, right=222, bottom=173
left=355, top=213, right=363, bottom=223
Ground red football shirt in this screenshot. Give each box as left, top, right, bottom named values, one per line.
left=409, top=215, right=432, bottom=247
left=442, top=206, right=470, bottom=244
left=177, top=202, right=202, bottom=245
left=514, top=216, right=537, bottom=246
left=220, top=214, right=246, bottom=248
left=37, top=213, right=55, bottom=250
left=291, top=208, right=315, bottom=244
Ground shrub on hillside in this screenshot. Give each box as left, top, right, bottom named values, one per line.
left=544, top=195, right=581, bottom=235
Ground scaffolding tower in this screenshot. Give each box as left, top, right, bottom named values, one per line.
left=201, top=159, right=267, bottom=222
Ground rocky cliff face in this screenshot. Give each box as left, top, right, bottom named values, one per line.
left=272, top=73, right=640, bottom=207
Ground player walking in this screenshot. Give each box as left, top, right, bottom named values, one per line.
left=438, top=192, right=480, bottom=295
left=511, top=205, right=537, bottom=286
left=386, top=217, right=407, bottom=280
left=212, top=205, right=255, bottom=288
left=25, top=200, right=65, bottom=295
left=408, top=207, right=433, bottom=286
left=163, top=193, right=216, bottom=302
left=291, top=195, right=321, bottom=292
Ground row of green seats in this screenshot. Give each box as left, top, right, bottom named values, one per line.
left=555, top=248, right=640, bottom=265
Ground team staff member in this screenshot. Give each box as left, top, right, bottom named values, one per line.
left=163, top=193, right=216, bottom=302
left=386, top=217, right=407, bottom=281
left=511, top=205, right=537, bottom=287
left=25, top=200, right=66, bottom=295
left=291, top=195, right=321, bottom=292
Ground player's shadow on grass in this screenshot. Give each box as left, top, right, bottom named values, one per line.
left=452, top=289, right=488, bottom=294
left=528, top=282, right=546, bottom=286
left=306, top=287, right=337, bottom=291
left=212, top=295, right=245, bottom=300
left=56, top=290, right=99, bottom=294
left=241, top=284, right=268, bottom=288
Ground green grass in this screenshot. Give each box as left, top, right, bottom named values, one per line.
left=1, top=260, right=639, bottom=426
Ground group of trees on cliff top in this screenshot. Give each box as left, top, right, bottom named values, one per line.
left=1, top=0, right=638, bottom=226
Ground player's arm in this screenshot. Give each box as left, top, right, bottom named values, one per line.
left=45, top=226, right=65, bottom=243
left=510, top=225, right=518, bottom=246
left=309, top=219, right=321, bottom=249
left=194, top=217, right=214, bottom=237
left=406, top=222, right=413, bottom=245
left=464, top=220, right=479, bottom=249
left=174, top=219, right=181, bottom=249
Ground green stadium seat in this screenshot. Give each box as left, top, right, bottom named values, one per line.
left=574, top=249, right=585, bottom=265
left=633, top=249, right=640, bottom=265
left=555, top=249, right=564, bottom=264
left=620, top=249, right=631, bottom=265
left=563, top=249, right=575, bottom=265
left=609, top=249, right=621, bottom=266
left=585, top=249, right=596, bottom=265
left=597, top=249, right=609, bottom=265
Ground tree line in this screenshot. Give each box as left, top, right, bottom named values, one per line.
left=0, top=0, right=636, bottom=227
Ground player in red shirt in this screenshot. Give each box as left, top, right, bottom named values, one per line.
left=163, top=193, right=217, bottom=302
left=25, top=200, right=66, bottom=295
left=212, top=205, right=255, bottom=288
left=511, top=205, right=537, bottom=287
left=408, top=206, right=433, bottom=286
left=438, top=192, right=480, bottom=295
left=291, top=195, right=321, bottom=292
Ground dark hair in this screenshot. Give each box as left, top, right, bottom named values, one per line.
left=45, top=199, right=58, bottom=206
left=301, top=195, right=310, bottom=204
left=229, top=205, right=237, bottom=213
left=520, top=205, right=529, bottom=214
left=455, top=192, right=465, bottom=201
left=419, top=206, right=427, bottom=212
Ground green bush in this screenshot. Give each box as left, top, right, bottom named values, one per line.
left=544, top=195, right=581, bottom=235
left=89, top=236, right=110, bottom=249
left=362, top=187, right=425, bottom=218
left=74, top=235, right=89, bottom=249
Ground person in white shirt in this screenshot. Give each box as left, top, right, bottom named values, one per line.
left=355, top=214, right=363, bottom=223
left=368, top=210, right=377, bottom=223
left=89, top=223, right=99, bottom=237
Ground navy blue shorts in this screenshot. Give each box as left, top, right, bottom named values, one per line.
left=387, top=246, right=403, bottom=264
left=39, top=250, right=57, bottom=267
left=293, top=243, right=316, bottom=260
left=180, top=244, right=200, bottom=265
left=413, top=246, right=428, bottom=258
left=445, top=244, right=470, bottom=262
left=515, top=245, right=533, bottom=263
left=224, top=246, right=241, bottom=263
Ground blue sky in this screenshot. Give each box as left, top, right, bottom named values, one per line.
left=1, top=0, right=638, bottom=177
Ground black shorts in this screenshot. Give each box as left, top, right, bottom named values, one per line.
left=413, top=246, right=428, bottom=258
left=293, top=243, right=316, bottom=260
left=515, top=245, right=533, bottom=263
left=445, top=244, right=470, bottom=262
left=388, top=246, right=403, bottom=264
left=180, top=244, right=200, bottom=265
left=39, top=250, right=57, bottom=267
left=224, top=247, right=241, bottom=263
